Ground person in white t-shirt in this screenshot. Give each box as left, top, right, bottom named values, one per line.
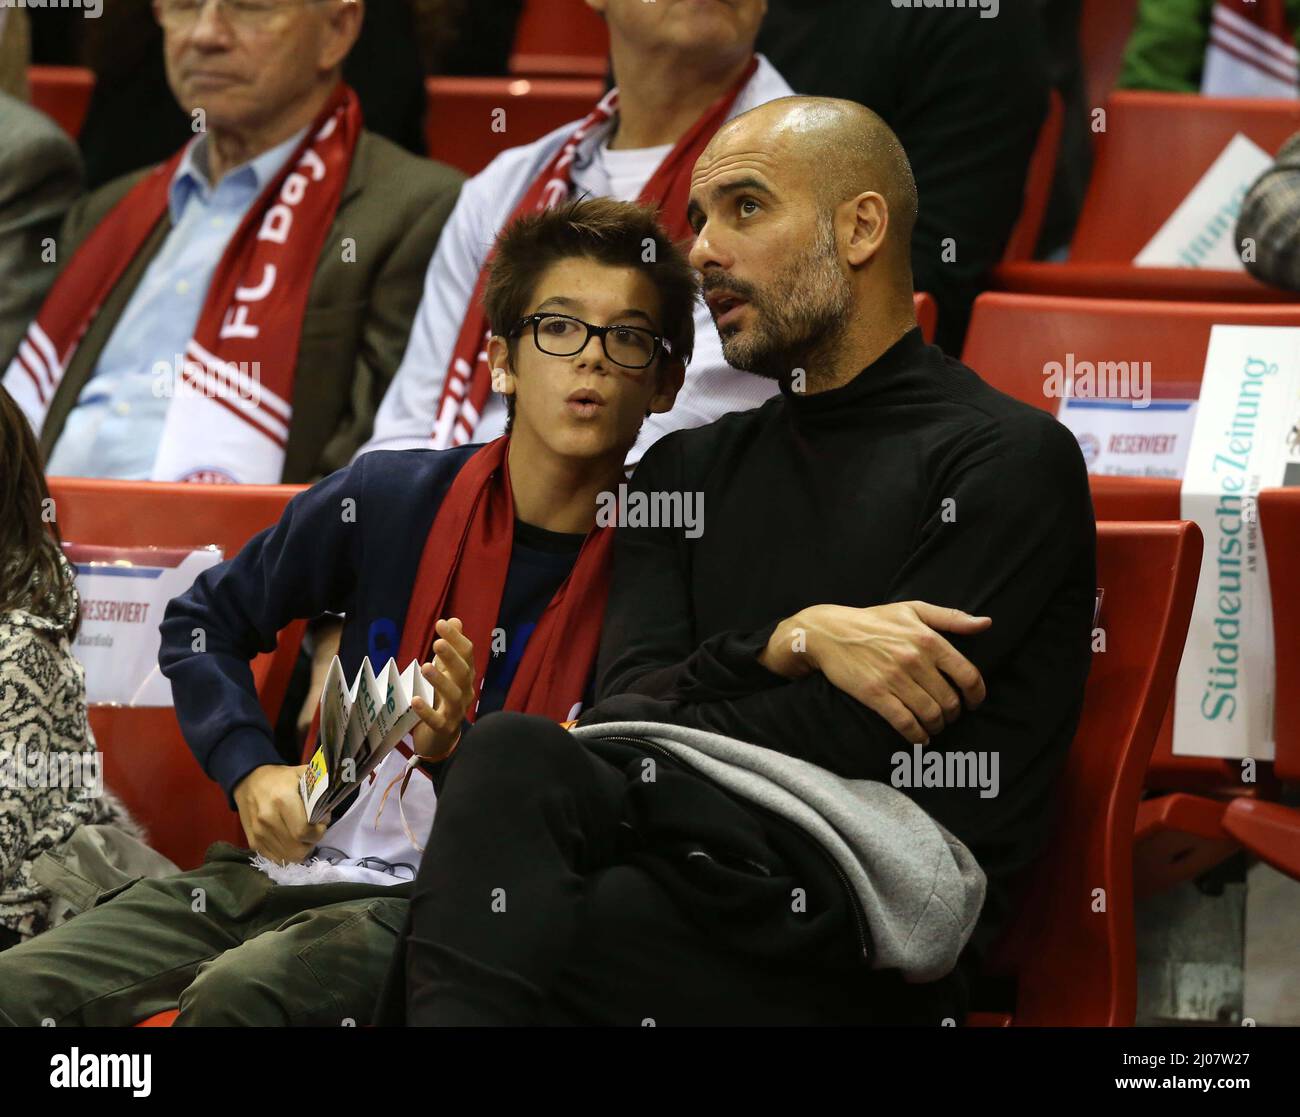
left=358, top=0, right=793, bottom=466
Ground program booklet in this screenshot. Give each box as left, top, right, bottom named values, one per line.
left=299, top=655, right=436, bottom=824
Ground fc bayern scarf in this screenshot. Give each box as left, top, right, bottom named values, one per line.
left=397, top=436, right=614, bottom=724
left=431, top=57, right=759, bottom=449
left=4, top=84, right=362, bottom=484
left=1202, top=0, right=1299, bottom=98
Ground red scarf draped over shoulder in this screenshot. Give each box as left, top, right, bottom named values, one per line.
left=396, top=437, right=614, bottom=722
left=431, top=57, right=759, bottom=448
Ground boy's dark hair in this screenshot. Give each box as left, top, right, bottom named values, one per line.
left=482, top=197, right=698, bottom=429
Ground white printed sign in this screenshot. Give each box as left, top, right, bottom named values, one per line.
left=1135, top=133, right=1273, bottom=271
left=1175, top=325, right=1300, bottom=760
left=65, top=544, right=223, bottom=707
left=1058, top=397, right=1199, bottom=478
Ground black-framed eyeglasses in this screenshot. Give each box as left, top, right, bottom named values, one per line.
left=510, top=313, right=672, bottom=371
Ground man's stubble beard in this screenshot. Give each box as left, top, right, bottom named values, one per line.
left=717, top=220, right=852, bottom=387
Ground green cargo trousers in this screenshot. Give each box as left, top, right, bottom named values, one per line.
left=0, top=843, right=411, bottom=1027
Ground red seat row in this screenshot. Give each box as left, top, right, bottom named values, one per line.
left=961, top=292, right=1300, bottom=909
left=995, top=92, right=1300, bottom=304
left=49, top=478, right=308, bottom=871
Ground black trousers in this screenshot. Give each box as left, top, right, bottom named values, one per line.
left=376, top=712, right=965, bottom=1026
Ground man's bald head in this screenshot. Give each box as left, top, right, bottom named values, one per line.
left=702, top=96, right=918, bottom=253
left=687, top=95, right=920, bottom=387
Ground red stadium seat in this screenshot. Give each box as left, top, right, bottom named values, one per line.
left=1080, top=0, right=1138, bottom=118
left=971, top=520, right=1203, bottom=1025
left=26, top=65, right=95, bottom=140
left=509, top=0, right=609, bottom=79
left=425, top=76, right=604, bottom=176
left=994, top=92, right=1300, bottom=301
left=1130, top=482, right=1296, bottom=891
left=962, top=292, right=1300, bottom=423
left=1135, top=486, right=1300, bottom=890
left=913, top=292, right=937, bottom=343
left=962, top=292, right=1295, bottom=794
left=1002, top=89, right=1065, bottom=263
left=49, top=478, right=307, bottom=870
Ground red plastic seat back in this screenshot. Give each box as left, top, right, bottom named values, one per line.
left=26, top=65, right=95, bottom=140
left=986, top=521, right=1203, bottom=1025
left=1071, top=92, right=1300, bottom=262
left=963, top=293, right=1285, bottom=791
left=1259, top=488, right=1300, bottom=782
left=1080, top=0, right=1138, bottom=117
left=48, top=479, right=307, bottom=870
left=425, top=76, right=605, bottom=176
left=962, top=292, right=1300, bottom=415
left=509, top=0, right=609, bottom=78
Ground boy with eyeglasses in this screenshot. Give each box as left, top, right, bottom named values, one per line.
left=0, top=197, right=694, bottom=1026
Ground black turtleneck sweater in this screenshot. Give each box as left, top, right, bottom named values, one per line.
left=585, top=327, right=1096, bottom=955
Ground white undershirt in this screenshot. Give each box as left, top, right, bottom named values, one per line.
left=573, top=139, right=674, bottom=204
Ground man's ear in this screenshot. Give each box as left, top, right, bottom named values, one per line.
left=647, top=357, right=686, bottom=416
left=844, top=191, right=889, bottom=268
left=486, top=336, right=517, bottom=398
left=322, top=0, right=364, bottom=71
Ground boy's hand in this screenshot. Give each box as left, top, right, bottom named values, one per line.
left=410, top=617, right=476, bottom=761
left=233, top=763, right=326, bottom=864
left=759, top=602, right=991, bottom=744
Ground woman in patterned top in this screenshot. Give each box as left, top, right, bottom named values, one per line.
left=0, top=385, right=135, bottom=948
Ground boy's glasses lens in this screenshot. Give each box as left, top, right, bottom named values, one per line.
left=533, top=315, right=656, bottom=370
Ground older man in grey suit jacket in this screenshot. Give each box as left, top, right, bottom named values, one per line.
left=4, top=0, right=462, bottom=485
left=0, top=93, right=83, bottom=371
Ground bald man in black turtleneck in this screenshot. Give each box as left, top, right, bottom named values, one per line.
left=382, top=97, right=1095, bottom=1028
left=594, top=95, right=1096, bottom=960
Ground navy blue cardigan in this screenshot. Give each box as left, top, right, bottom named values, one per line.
left=159, top=447, right=478, bottom=801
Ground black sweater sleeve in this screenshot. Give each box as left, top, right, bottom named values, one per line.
left=158, top=460, right=366, bottom=802
left=594, top=434, right=789, bottom=705
left=591, top=417, right=1095, bottom=787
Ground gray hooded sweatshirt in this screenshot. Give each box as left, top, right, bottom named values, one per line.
left=570, top=720, right=987, bottom=984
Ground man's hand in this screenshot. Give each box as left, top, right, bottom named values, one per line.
left=759, top=602, right=991, bottom=744
left=410, top=617, right=476, bottom=761
left=233, top=763, right=326, bottom=864
left=297, top=616, right=344, bottom=748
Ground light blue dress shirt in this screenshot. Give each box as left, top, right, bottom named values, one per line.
left=47, top=128, right=307, bottom=480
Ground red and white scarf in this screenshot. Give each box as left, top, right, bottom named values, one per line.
left=431, top=57, right=759, bottom=449
left=4, top=84, right=362, bottom=484
left=1203, top=0, right=1299, bottom=98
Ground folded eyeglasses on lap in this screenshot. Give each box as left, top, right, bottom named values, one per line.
left=153, top=0, right=352, bottom=31
left=510, top=313, right=672, bottom=372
